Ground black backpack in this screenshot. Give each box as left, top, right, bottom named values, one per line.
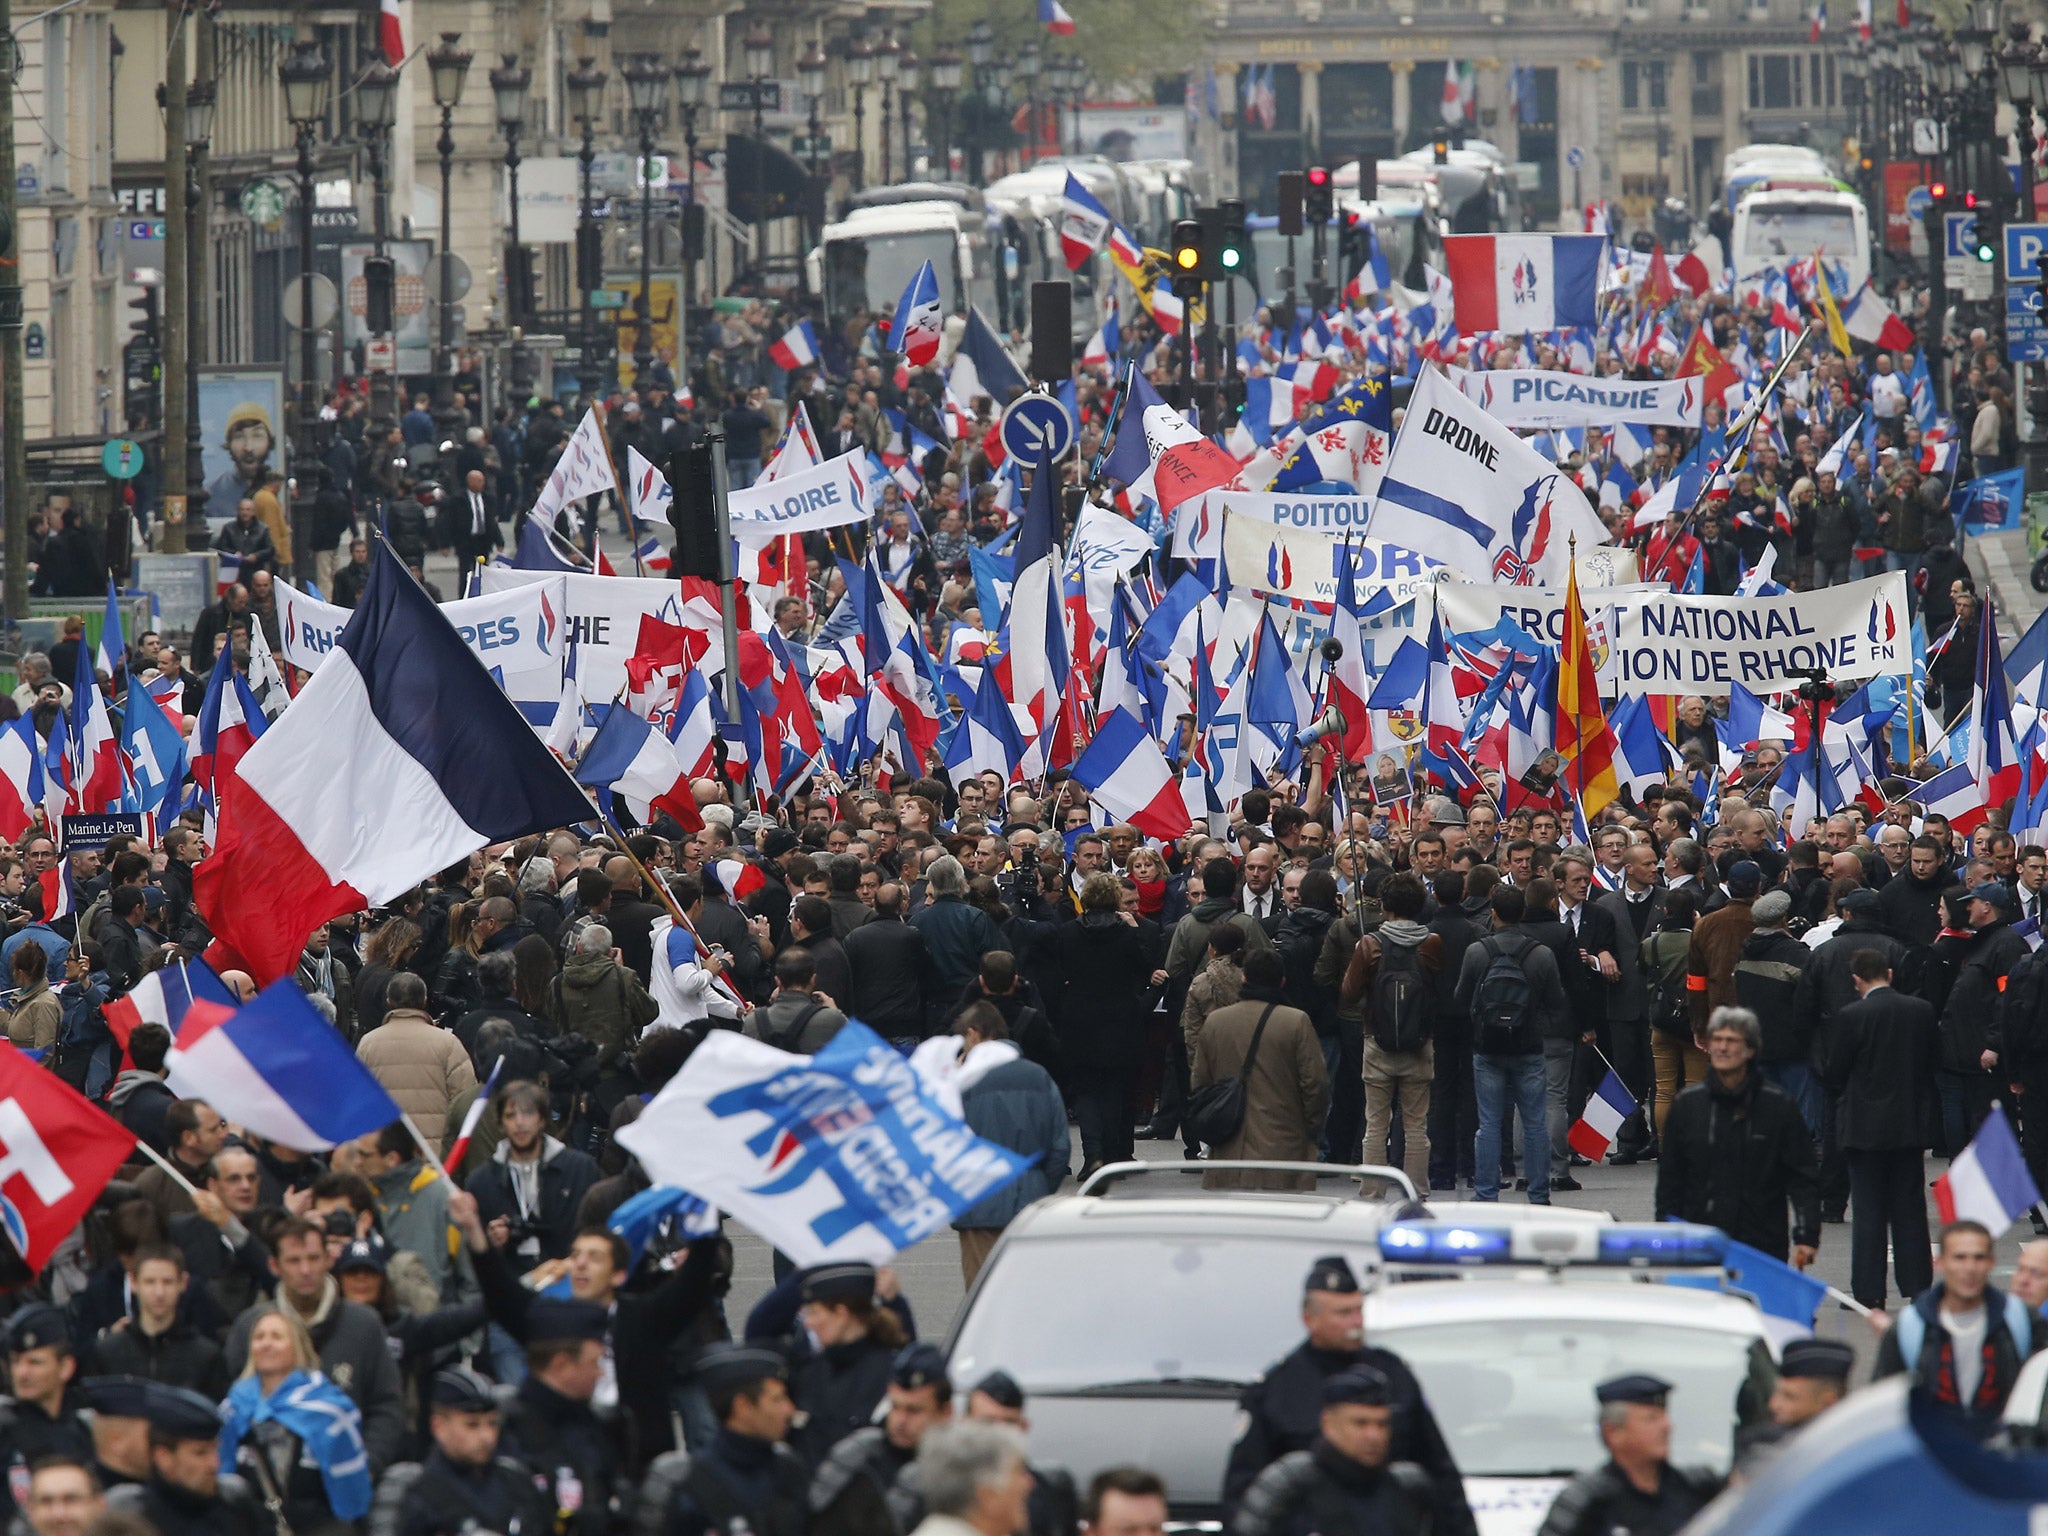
left=1470, top=934, right=1540, bottom=1055
left=1369, top=935, right=1432, bottom=1054
left=2003, top=947, right=2048, bottom=1072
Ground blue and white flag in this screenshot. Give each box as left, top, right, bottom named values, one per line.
left=1953, top=466, right=2026, bottom=536
left=616, top=1022, right=1037, bottom=1265
left=951, top=306, right=1027, bottom=403
left=888, top=259, right=944, bottom=368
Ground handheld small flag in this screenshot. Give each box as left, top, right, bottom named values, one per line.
left=888, top=260, right=944, bottom=368
left=1566, top=1070, right=1637, bottom=1161
left=1934, top=1104, right=2041, bottom=1237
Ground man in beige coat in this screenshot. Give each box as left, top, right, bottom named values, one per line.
left=355, top=971, right=476, bottom=1144
left=1192, top=948, right=1329, bottom=1190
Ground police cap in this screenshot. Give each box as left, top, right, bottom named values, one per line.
left=1304, top=1255, right=1360, bottom=1296
left=1595, top=1374, right=1673, bottom=1408
left=140, top=1383, right=225, bottom=1442
left=81, top=1376, right=154, bottom=1420
left=694, top=1345, right=787, bottom=1397
left=892, top=1342, right=948, bottom=1393
left=799, top=1261, right=877, bottom=1306
left=1322, top=1367, right=1392, bottom=1407
left=1777, top=1339, right=1855, bottom=1381
left=7, top=1305, right=67, bottom=1356
left=972, top=1370, right=1025, bottom=1411
left=526, top=1296, right=610, bottom=1344
left=430, top=1367, right=501, bottom=1412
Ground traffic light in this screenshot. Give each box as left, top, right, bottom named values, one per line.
left=363, top=254, right=396, bottom=334
left=666, top=441, right=723, bottom=580
left=1216, top=198, right=1247, bottom=279
left=576, top=221, right=605, bottom=295
left=1276, top=171, right=1304, bottom=237
left=126, top=286, right=159, bottom=346
left=1170, top=218, right=1205, bottom=301
left=1930, top=180, right=1949, bottom=202
left=1304, top=165, right=1333, bottom=224
left=123, top=285, right=161, bottom=428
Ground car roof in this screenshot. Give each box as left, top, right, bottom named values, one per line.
left=1365, top=1278, right=1771, bottom=1336
left=1003, top=1166, right=1414, bottom=1244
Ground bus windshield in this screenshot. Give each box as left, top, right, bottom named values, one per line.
left=1741, top=202, right=1858, bottom=262
left=823, top=230, right=957, bottom=325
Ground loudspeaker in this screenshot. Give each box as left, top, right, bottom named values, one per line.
left=1029, top=281, right=1072, bottom=385
left=667, top=442, right=722, bottom=580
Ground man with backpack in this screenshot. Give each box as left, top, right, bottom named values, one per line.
left=1341, top=873, right=1445, bottom=1194
left=1874, top=1219, right=2034, bottom=1426
left=1453, top=886, right=1571, bottom=1205
left=747, top=949, right=848, bottom=1054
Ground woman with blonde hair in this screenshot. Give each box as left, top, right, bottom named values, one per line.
left=222, top=1303, right=373, bottom=1532
left=430, top=901, right=484, bottom=1017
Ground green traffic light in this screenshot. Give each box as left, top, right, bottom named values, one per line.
left=1978, top=243, right=1997, bottom=262
left=1220, top=247, right=1243, bottom=270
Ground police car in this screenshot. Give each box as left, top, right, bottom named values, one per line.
left=943, top=1161, right=1418, bottom=1528
left=1366, top=1219, right=1781, bottom=1536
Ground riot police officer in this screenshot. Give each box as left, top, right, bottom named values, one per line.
left=1734, top=1339, right=1854, bottom=1477
left=1222, top=1258, right=1469, bottom=1535
left=810, top=1343, right=953, bottom=1536
left=1536, top=1376, right=1723, bottom=1536
left=78, top=1378, right=153, bottom=1492
left=1231, top=1368, right=1436, bottom=1536
left=372, top=1368, right=555, bottom=1536
left=632, top=1344, right=810, bottom=1536
left=497, top=1299, right=622, bottom=1536
left=103, top=1382, right=268, bottom=1536
left=960, top=1373, right=1078, bottom=1536
left=786, top=1264, right=899, bottom=1469
left=0, top=1307, right=91, bottom=1525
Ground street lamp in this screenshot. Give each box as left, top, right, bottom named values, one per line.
left=875, top=34, right=900, bottom=186
left=491, top=53, right=534, bottom=411
left=568, top=56, right=608, bottom=400
left=426, top=31, right=472, bottom=443
left=898, top=48, right=921, bottom=181
left=848, top=38, right=875, bottom=191
left=279, top=38, right=330, bottom=555
left=180, top=78, right=215, bottom=528
left=930, top=47, right=962, bottom=179
left=353, top=60, right=400, bottom=438
left=745, top=23, right=776, bottom=266
left=675, top=46, right=712, bottom=336
left=798, top=43, right=829, bottom=235
left=1017, top=44, right=1042, bottom=166
left=621, top=53, right=670, bottom=388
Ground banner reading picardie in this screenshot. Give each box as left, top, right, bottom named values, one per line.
left=1439, top=570, right=1912, bottom=695
left=1452, top=369, right=1706, bottom=429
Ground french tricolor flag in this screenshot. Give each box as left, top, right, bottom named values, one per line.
left=1567, top=1069, right=1637, bottom=1161
left=575, top=704, right=699, bottom=829
left=1934, top=1104, right=2041, bottom=1237
left=1040, top=0, right=1076, bottom=33
left=769, top=318, right=820, bottom=372
left=1069, top=707, right=1191, bottom=841
left=1441, top=233, right=1605, bottom=335
left=669, top=670, right=721, bottom=780
left=0, top=718, right=40, bottom=844
left=104, top=957, right=237, bottom=1050
left=706, top=857, right=766, bottom=902
left=169, top=980, right=405, bottom=1152
left=192, top=547, right=594, bottom=986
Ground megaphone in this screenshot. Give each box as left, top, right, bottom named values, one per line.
left=1297, top=705, right=1346, bottom=748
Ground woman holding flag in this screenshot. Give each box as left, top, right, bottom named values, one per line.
left=223, top=1304, right=375, bottom=1534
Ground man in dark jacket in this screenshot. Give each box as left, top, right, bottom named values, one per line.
left=788, top=896, right=851, bottom=1007
left=825, top=855, right=871, bottom=940
left=1733, top=890, right=1820, bottom=1136
left=907, top=857, right=1007, bottom=1032
left=1824, top=949, right=1941, bottom=1308
left=1879, top=836, right=1951, bottom=949
left=1655, top=1006, right=1821, bottom=1264
left=1874, top=1219, right=2034, bottom=1427
left=842, top=884, right=927, bottom=1043
left=1802, top=888, right=1909, bottom=1221
left=949, top=1002, right=1069, bottom=1286
left=1425, top=872, right=1481, bottom=1191
left=1946, top=883, right=2031, bottom=1155
left=463, top=1081, right=601, bottom=1276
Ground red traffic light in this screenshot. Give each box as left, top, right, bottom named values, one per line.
left=1930, top=181, right=1948, bottom=200
left=1306, top=165, right=1330, bottom=187
left=1964, top=190, right=1979, bottom=209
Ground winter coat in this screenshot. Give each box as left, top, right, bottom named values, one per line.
left=549, top=952, right=659, bottom=1067
left=1165, top=897, right=1276, bottom=991
left=463, top=1136, right=601, bottom=1274
left=1655, top=1068, right=1820, bottom=1259
left=953, top=1053, right=1069, bottom=1230
left=1183, top=954, right=1246, bottom=1058
left=907, top=895, right=1009, bottom=1008
left=1733, top=928, right=1814, bottom=1064
left=1052, top=913, right=1156, bottom=1071
left=1939, top=920, right=2030, bottom=1074
left=355, top=1009, right=479, bottom=1145
left=1879, top=867, right=1948, bottom=949
left=1686, top=897, right=1756, bottom=1032
left=4, top=981, right=60, bottom=1049
left=1823, top=985, right=1941, bottom=1150
left=1190, top=985, right=1330, bottom=1189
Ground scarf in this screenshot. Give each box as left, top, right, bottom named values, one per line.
left=221, top=1370, right=373, bottom=1520
left=1133, top=877, right=1166, bottom=918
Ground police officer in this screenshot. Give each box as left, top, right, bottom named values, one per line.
left=632, top=1344, right=809, bottom=1536
left=787, top=1264, right=899, bottom=1469
left=498, top=1298, right=623, bottom=1536
left=1535, top=1376, right=1723, bottom=1536
left=78, top=1378, right=154, bottom=1492
left=1222, top=1257, right=1469, bottom=1535
left=811, top=1343, right=953, bottom=1536
left=1231, top=1368, right=1436, bottom=1536
left=0, top=1307, right=90, bottom=1524
left=960, top=1372, right=1077, bottom=1536
left=1733, top=1340, right=1855, bottom=1477
left=103, top=1382, right=268, bottom=1536
left=372, top=1368, right=554, bottom=1536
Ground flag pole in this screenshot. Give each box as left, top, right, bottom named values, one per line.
left=400, top=1111, right=453, bottom=1182
left=599, top=811, right=749, bottom=1009
left=590, top=399, right=647, bottom=578
left=133, top=1139, right=207, bottom=1201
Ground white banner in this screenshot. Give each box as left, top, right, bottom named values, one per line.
left=1452, top=368, right=1706, bottom=429
left=276, top=576, right=567, bottom=685
left=1173, top=489, right=1376, bottom=559
left=479, top=567, right=697, bottom=714
left=725, top=450, right=871, bottom=534
left=1221, top=512, right=1442, bottom=612
left=1438, top=571, right=1912, bottom=695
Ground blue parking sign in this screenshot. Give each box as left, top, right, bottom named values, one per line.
left=2006, top=222, right=2048, bottom=282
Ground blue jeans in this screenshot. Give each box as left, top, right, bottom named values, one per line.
left=486, top=1322, right=528, bottom=1384
left=1475, top=1052, right=1551, bottom=1203
left=1762, top=1060, right=1823, bottom=1137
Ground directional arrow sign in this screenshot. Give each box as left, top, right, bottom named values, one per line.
left=999, top=392, right=1076, bottom=465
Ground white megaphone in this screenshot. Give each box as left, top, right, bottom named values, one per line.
left=1297, top=704, right=1347, bottom=747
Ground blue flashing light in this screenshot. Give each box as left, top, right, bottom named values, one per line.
left=1597, top=1224, right=1728, bottom=1267
left=1377, top=1223, right=1513, bottom=1264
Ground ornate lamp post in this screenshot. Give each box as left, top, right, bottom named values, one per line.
left=898, top=48, right=921, bottom=179
left=848, top=38, right=876, bottom=191
left=930, top=46, right=962, bottom=178
left=353, top=61, right=399, bottom=437
left=621, top=53, right=671, bottom=387
left=874, top=33, right=899, bottom=186
left=279, top=38, right=331, bottom=566
left=426, top=31, right=473, bottom=442
left=490, top=53, right=533, bottom=408
left=1017, top=44, right=1042, bottom=166
left=568, top=57, right=608, bottom=399
left=675, top=46, right=712, bottom=336
left=799, top=43, right=829, bottom=238
left=966, top=21, right=993, bottom=181
left=745, top=23, right=776, bottom=267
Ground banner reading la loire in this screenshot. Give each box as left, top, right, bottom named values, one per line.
left=1451, top=369, right=1707, bottom=429
left=723, top=451, right=871, bottom=533
left=1439, top=571, right=1912, bottom=696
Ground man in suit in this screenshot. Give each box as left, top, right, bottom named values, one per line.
left=843, top=883, right=928, bottom=1044
left=2019, top=844, right=2048, bottom=926
left=451, top=469, right=503, bottom=572
left=1823, top=948, right=1941, bottom=1309
left=1241, top=842, right=1285, bottom=935
left=1596, top=840, right=1665, bottom=1164
left=1551, top=850, right=1621, bottom=1194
